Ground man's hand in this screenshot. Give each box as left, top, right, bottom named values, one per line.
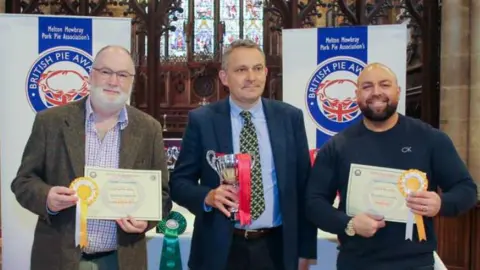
left=204, top=184, right=238, bottom=217
left=46, top=186, right=78, bottom=212
left=116, top=216, right=148, bottom=233
left=299, top=258, right=316, bottom=270
left=406, top=191, right=441, bottom=217
left=352, top=213, right=386, bottom=238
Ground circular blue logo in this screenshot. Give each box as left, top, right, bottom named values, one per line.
left=305, top=56, right=366, bottom=136
left=25, top=46, right=93, bottom=113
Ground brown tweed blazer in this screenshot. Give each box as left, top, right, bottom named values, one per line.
left=11, top=97, right=172, bottom=270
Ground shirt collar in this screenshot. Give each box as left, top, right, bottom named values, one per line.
left=85, top=96, right=129, bottom=130
left=229, top=96, right=263, bottom=118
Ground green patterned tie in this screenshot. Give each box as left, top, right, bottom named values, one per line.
left=239, top=111, right=265, bottom=220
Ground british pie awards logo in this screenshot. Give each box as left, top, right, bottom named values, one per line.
left=26, top=46, right=93, bottom=112
left=306, top=56, right=366, bottom=136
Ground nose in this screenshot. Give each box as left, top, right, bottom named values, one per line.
left=107, top=73, right=120, bottom=87
left=371, top=84, right=382, bottom=95
left=246, top=69, right=255, bottom=81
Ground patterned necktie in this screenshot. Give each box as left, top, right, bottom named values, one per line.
left=239, top=111, right=265, bottom=220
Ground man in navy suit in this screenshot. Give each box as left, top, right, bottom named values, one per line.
left=169, top=39, right=317, bottom=270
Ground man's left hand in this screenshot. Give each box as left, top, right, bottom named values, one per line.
left=117, top=216, right=148, bottom=233
left=406, top=191, right=441, bottom=217
left=299, top=258, right=316, bottom=270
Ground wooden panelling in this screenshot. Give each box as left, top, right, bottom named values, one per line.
left=435, top=212, right=473, bottom=270
left=471, top=204, right=480, bottom=270
left=435, top=202, right=479, bottom=270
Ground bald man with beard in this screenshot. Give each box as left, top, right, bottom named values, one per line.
left=305, top=63, right=477, bottom=270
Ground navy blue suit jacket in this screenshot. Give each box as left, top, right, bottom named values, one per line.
left=169, top=97, right=317, bottom=270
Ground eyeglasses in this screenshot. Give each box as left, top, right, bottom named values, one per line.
left=93, top=67, right=135, bottom=83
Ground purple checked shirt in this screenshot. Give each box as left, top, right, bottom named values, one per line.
left=82, top=97, right=128, bottom=253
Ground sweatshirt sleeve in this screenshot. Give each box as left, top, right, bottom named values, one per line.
left=305, top=137, right=351, bottom=234
left=431, top=130, right=478, bottom=216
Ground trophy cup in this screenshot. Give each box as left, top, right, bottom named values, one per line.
left=206, top=150, right=255, bottom=221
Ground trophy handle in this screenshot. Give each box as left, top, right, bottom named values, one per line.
left=206, top=150, right=222, bottom=179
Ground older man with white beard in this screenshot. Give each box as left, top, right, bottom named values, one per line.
left=11, top=45, right=171, bottom=270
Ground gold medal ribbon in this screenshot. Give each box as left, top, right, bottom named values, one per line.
left=69, top=177, right=98, bottom=248
left=398, top=169, right=428, bottom=241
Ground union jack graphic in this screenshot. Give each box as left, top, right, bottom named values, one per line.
left=316, top=79, right=359, bottom=123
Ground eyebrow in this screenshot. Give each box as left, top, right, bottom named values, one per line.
left=94, top=66, right=135, bottom=74
left=234, top=63, right=264, bottom=69
left=361, top=79, right=393, bottom=85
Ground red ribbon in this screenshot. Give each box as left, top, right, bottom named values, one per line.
left=236, top=153, right=252, bottom=225
left=309, top=149, right=318, bottom=166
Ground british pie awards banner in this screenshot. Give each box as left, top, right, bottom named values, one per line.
left=282, top=25, right=407, bottom=149
left=0, top=14, right=131, bottom=270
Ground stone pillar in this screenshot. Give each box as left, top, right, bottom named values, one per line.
left=0, top=0, right=5, bottom=13
left=470, top=1, right=480, bottom=198
left=439, top=1, right=470, bottom=166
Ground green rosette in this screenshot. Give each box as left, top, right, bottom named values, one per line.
left=157, top=211, right=187, bottom=270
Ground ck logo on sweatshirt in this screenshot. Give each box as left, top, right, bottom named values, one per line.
left=401, top=147, right=412, bottom=153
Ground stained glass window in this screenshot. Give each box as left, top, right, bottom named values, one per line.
left=243, top=0, right=263, bottom=48
left=193, top=0, right=215, bottom=55
left=153, top=0, right=264, bottom=61
left=220, top=0, right=240, bottom=50
left=169, top=0, right=189, bottom=57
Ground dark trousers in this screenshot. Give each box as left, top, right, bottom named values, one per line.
left=337, top=251, right=435, bottom=270
left=225, top=228, right=284, bottom=270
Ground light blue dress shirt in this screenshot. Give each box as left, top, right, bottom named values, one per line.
left=204, top=97, right=282, bottom=230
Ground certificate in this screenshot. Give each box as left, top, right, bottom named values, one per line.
left=346, top=163, right=413, bottom=223
left=84, top=166, right=163, bottom=220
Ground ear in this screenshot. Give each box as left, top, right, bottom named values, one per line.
left=219, top=69, right=228, bottom=86
left=265, top=67, right=268, bottom=76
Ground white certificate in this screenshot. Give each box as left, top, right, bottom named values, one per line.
left=84, top=166, right=163, bottom=220
left=346, top=163, right=413, bottom=223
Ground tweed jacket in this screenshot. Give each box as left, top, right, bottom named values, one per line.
left=11, top=97, right=171, bottom=270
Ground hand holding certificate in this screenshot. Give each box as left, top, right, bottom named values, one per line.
left=84, top=166, right=163, bottom=220
left=346, top=163, right=428, bottom=241
left=69, top=166, right=163, bottom=247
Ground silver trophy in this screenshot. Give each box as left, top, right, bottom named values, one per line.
left=206, top=150, right=255, bottom=221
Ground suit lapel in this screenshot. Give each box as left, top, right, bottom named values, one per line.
left=63, top=99, right=87, bottom=178
left=262, top=98, right=287, bottom=191
left=213, top=98, right=234, bottom=154
left=119, top=107, right=142, bottom=169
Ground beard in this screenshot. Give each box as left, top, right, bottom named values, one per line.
left=359, top=97, right=398, bottom=122
left=89, top=84, right=131, bottom=114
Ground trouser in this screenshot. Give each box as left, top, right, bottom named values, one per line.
left=337, top=251, right=435, bottom=270
left=225, top=226, right=284, bottom=270
left=79, top=250, right=119, bottom=270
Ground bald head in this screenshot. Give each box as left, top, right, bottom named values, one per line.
left=357, top=62, right=398, bottom=86
left=92, top=45, right=135, bottom=74
left=355, top=62, right=400, bottom=122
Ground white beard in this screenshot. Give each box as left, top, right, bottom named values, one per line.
left=89, top=85, right=131, bottom=114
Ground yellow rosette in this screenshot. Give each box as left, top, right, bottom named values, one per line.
left=69, top=177, right=98, bottom=248
left=398, top=169, right=428, bottom=241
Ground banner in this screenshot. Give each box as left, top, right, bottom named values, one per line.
left=282, top=25, right=407, bottom=149
left=0, top=14, right=131, bottom=270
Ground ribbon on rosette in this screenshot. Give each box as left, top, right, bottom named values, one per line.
left=69, top=176, right=98, bottom=247
left=398, top=169, right=428, bottom=241
left=157, top=211, right=187, bottom=270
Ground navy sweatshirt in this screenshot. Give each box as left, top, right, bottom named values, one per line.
left=306, top=114, right=478, bottom=268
